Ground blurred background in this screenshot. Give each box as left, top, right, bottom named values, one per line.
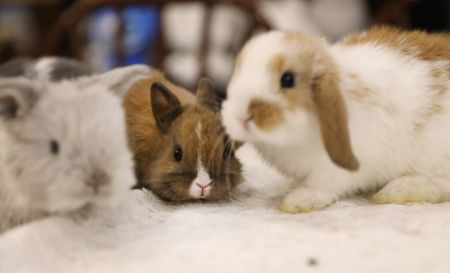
left=0, top=0, right=449, bottom=95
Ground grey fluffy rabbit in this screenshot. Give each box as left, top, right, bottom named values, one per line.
left=0, top=63, right=151, bottom=233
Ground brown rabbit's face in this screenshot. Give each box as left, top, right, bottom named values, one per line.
left=139, top=79, right=242, bottom=202
left=145, top=105, right=242, bottom=202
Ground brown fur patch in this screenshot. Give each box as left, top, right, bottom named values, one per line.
left=249, top=99, right=284, bottom=131
left=196, top=78, right=220, bottom=112
left=344, top=26, right=450, bottom=65
left=284, top=89, right=314, bottom=111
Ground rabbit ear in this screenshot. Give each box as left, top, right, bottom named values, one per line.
left=196, top=78, right=220, bottom=112
left=312, top=60, right=359, bottom=171
left=0, top=78, right=37, bottom=120
left=91, top=64, right=152, bottom=98
left=151, top=82, right=183, bottom=133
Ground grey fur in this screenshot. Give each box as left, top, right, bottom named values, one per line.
left=0, top=57, right=93, bottom=81
left=43, top=58, right=93, bottom=81
left=0, top=64, right=151, bottom=234
left=0, top=58, right=32, bottom=78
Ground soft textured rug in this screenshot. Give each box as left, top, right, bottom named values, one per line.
left=1, top=145, right=449, bottom=273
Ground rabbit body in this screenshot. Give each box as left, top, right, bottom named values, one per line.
left=221, top=27, right=450, bottom=212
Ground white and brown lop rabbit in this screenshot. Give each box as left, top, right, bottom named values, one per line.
left=0, top=63, right=150, bottom=233
left=221, top=27, right=450, bottom=213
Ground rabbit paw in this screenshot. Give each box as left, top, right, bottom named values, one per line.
left=372, top=176, right=449, bottom=204
left=278, top=186, right=337, bottom=213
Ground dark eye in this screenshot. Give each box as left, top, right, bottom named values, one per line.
left=173, top=146, right=183, bottom=162
left=50, top=140, right=59, bottom=155
left=280, top=71, right=295, bottom=88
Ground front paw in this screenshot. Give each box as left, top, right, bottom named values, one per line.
left=278, top=187, right=337, bottom=213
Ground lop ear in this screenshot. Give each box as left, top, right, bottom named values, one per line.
left=0, top=78, right=37, bottom=120
left=89, top=64, right=152, bottom=98
left=151, top=82, right=183, bottom=133
left=196, top=78, right=220, bottom=112
left=312, top=59, right=359, bottom=171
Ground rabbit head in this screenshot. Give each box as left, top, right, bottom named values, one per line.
left=221, top=31, right=359, bottom=170
left=0, top=65, right=150, bottom=214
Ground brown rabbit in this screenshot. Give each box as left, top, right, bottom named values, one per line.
left=124, top=71, right=242, bottom=202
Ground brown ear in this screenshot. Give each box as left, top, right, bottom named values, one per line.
left=196, top=78, right=220, bottom=112
left=150, top=82, right=183, bottom=133
left=312, top=67, right=359, bottom=171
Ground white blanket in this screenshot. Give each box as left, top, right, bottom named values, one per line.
left=1, top=145, right=450, bottom=273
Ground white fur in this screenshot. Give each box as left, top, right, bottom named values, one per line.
left=222, top=31, right=450, bottom=212
left=189, top=121, right=213, bottom=199
left=189, top=162, right=213, bottom=198
left=0, top=64, right=151, bottom=232
left=32, top=57, right=59, bottom=79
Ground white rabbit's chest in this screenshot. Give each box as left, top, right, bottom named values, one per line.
left=253, top=143, right=311, bottom=181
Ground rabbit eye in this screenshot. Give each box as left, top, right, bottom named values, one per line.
left=173, top=146, right=183, bottom=162
left=280, top=72, right=295, bottom=88
left=50, top=140, right=59, bottom=155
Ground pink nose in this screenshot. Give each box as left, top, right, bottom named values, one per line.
left=196, top=182, right=212, bottom=189
left=196, top=182, right=212, bottom=196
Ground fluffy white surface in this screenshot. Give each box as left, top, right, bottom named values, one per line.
left=1, top=145, right=450, bottom=273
